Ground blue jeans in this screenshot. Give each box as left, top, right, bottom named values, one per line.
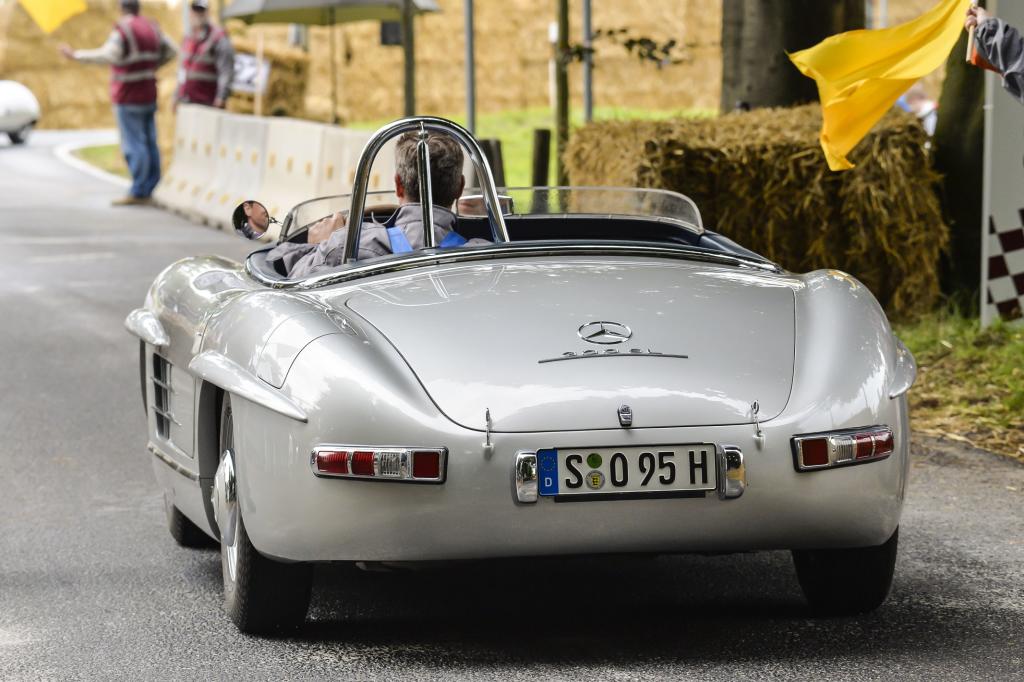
left=114, top=104, right=161, bottom=198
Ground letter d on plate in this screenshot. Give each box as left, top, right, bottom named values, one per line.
left=537, top=449, right=559, bottom=496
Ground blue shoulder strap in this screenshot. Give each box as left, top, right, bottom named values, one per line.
left=439, top=231, right=468, bottom=249
left=386, top=226, right=414, bottom=254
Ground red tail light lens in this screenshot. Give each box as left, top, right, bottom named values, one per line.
left=792, top=427, right=895, bottom=471
left=412, top=450, right=441, bottom=479
left=351, top=450, right=376, bottom=476
left=313, top=450, right=349, bottom=475
left=799, top=438, right=830, bottom=467
left=310, top=446, right=447, bottom=483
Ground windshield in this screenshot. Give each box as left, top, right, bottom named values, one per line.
left=460, top=187, right=702, bottom=232
left=281, top=186, right=702, bottom=242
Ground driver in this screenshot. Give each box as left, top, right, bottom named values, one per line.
left=267, top=131, right=489, bottom=278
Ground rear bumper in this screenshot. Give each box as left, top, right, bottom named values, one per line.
left=235, top=400, right=910, bottom=562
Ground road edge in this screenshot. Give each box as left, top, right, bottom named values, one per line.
left=52, top=134, right=130, bottom=189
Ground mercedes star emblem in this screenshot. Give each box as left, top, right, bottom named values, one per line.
left=578, top=321, right=633, bottom=345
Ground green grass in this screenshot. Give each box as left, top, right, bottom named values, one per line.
left=73, top=144, right=128, bottom=178
left=895, top=311, right=1024, bottom=459
left=351, top=106, right=714, bottom=187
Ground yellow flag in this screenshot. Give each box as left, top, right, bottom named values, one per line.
left=17, top=0, right=88, bottom=34
left=789, top=0, right=971, bottom=171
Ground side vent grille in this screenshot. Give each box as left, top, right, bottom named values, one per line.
left=152, top=355, right=173, bottom=439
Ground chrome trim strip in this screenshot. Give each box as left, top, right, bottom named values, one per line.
left=151, top=377, right=174, bottom=393
left=124, top=308, right=169, bottom=348
left=539, top=352, right=690, bottom=365
left=247, top=242, right=780, bottom=290
left=416, top=124, right=436, bottom=246
left=148, top=442, right=199, bottom=481
left=188, top=351, right=309, bottom=423
left=345, top=116, right=511, bottom=262
left=152, top=405, right=181, bottom=427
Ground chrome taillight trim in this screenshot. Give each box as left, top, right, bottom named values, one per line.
left=309, top=445, right=448, bottom=483
left=791, top=426, right=894, bottom=472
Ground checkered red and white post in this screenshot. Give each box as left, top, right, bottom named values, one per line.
left=985, top=210, right=1024, bottom=322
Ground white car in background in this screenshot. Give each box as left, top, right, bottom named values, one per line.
left=0, top=80, right=40, bottom=145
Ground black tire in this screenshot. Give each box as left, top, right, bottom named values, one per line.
left=793, top=527, right=899, bottom=616
left=8, top=125, right=31, bottom=145
left=218, top=396, right=312, bottom=635
left=165, top=494, right=212, bottom=548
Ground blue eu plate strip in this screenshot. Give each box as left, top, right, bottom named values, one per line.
left=537, top=449, right=559, bottom=496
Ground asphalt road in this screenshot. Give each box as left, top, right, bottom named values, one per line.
left=1, top=131, right=1022, bottom=681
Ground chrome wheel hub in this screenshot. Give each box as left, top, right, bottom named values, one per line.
left=212, top=448, right=239, bottom=582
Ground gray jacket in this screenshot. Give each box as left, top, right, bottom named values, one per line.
left=977, top=18, right=1024, bottom=104
left=267, top=204, right=489, bottom=279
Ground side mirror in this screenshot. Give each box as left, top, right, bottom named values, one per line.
left=232, top=200, right=277, bottom=240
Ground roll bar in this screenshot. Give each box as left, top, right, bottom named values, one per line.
left=344, top=117, right=511, bottom=263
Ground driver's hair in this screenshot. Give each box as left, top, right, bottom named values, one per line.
left=395, top=132, right=464, bottom=209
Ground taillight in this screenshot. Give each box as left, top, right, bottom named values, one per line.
left=311, top=446, right=446, bottom=483
left=791, top=427, right=895, bottom=471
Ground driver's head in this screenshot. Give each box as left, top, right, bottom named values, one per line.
left=243, top=201, right=269, bottom=231
left=394, top=132, right=465, bottom=209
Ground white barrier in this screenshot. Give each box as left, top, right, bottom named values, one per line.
left=154, top=109, right=428, bottom=234
left=193, top=113, right=268, bottom=230
left=316, top=128, right=398, bottom=205
left=259, top=118, right=327, bottom=220
left=153, top=105, right=198, bottom=210
left=153, top=104, right=222, bottom=221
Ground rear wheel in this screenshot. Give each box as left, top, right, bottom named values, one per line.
left=8, top=125, right=31, bottom=145
left=793, top=527, right=899, bottom=615
left=214, top=396, right=312, bottom=634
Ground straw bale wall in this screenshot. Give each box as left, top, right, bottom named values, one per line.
left=1, top=0, right=944, bottom=129
left=224, top=36, right=310, bottom=118
left=564, top=105, right=949, bottom=318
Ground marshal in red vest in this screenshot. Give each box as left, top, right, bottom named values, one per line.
left=110, top=15, right=162, bottom=106
left=179, top=25, right=226, bottom=106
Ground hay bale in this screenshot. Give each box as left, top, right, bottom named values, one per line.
left=564, top=105, right=949, bottom=318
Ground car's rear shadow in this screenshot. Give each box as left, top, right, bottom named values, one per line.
left=271, top=551, right=970, bottom=665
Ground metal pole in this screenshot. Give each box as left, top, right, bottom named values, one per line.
left=464, top=0, right=476, bottom=134
left=555, top=0, right=569, bottom=185
left=402, top=0, right=415, bottom=117
left=582, top=0, right=593, bottom=122
left=329, top=8, right=338, bottom=124
left=980, top=67, right=996, bottom=327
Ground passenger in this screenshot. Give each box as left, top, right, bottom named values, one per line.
left=268, top=132, right=490, bottom=278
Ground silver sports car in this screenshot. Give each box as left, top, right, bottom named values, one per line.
left=126, top=117, right=916, bottom=634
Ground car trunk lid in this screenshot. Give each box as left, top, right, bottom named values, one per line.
left=340, top=259, right=796, bottom=432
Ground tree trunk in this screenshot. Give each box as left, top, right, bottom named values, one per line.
left=721, top=0, right=866, bottom=112
left=933, top=23, right=988, bottom=304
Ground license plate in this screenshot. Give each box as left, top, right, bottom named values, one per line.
left=537, top=445, right=717, bottom=500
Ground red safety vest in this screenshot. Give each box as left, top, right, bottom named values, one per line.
left=179, top=25, right=225, bottom=105
left=110, top=15, right=162, bottom=105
